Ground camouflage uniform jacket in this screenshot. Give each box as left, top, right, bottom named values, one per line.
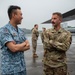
left=43, top=27, right=72, bottom=67
left=32, top=28, right=39, bottom=41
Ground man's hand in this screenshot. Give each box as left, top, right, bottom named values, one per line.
left=12, top=41, right=16, bottom=44
left=25, top=40, right=30, bottom=47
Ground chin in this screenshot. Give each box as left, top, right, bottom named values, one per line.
left=19, top=22, right=21, bottom=24
left=52, top=24, right=55, bottom=27
left=17, top=23, right=21, bottom=25
left=18, top=22, right=21, bottom=24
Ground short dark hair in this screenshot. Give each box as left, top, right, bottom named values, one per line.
left=42, top=27, right=46, bottom=29
left=52, top=12, right=63, bottom=20
left=8, top=5, right=21, bottom=19
left=34, top=24, right=38, bottom=27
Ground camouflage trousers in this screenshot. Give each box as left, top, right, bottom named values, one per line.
left=32, top=40, right=37, bottom=54
left=43, top=64, right=67, bottom=75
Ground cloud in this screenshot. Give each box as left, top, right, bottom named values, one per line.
left=0, top=0, right=75, bottom=30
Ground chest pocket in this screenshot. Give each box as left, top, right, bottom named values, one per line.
left=12, top=33, right=26, bottom=43
left=19, top=33, right=26, bottom=42
left=57, top=33, right=67, bottom=43
left=12, top=33, right=20, bottom=43
left=49, top=32, right=62, bottom=41
left=8, top=28, right=26, bottom=43
left=49, top=32, right=56, bottom=40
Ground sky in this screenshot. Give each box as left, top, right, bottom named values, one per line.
left=0, top=0, right=75, bottom=30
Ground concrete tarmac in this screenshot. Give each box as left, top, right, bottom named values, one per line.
left=24, top=44, right=75, bottom=75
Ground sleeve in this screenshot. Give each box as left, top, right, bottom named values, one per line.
left=49, top=32, right=72, bottom=52
left=43, top=30, right=53, bottom=49
left=36, top=30, right=39, bottom=37
left=41, top=32, right=44, bottom=43
left=0, top=28, right=14, bottom=47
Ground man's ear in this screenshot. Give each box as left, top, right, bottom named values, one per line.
left=59, top=18, right=62, bottom=23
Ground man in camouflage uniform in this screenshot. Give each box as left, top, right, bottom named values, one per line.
left=32, top=24, right=39, bottom=58
left=41, top=27, right=46, bottom=56
left=41, top=27, right=46, bottom=43
left=43, top=12, right=72, bottom=75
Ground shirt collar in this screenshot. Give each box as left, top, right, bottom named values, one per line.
left=51, top=27, right=63, bottom=33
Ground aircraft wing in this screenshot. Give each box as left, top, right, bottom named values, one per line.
left=42, top=9, right=75, bottom=24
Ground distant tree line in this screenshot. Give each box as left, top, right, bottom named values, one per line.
left=21, top=28, right=42, bottom=34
